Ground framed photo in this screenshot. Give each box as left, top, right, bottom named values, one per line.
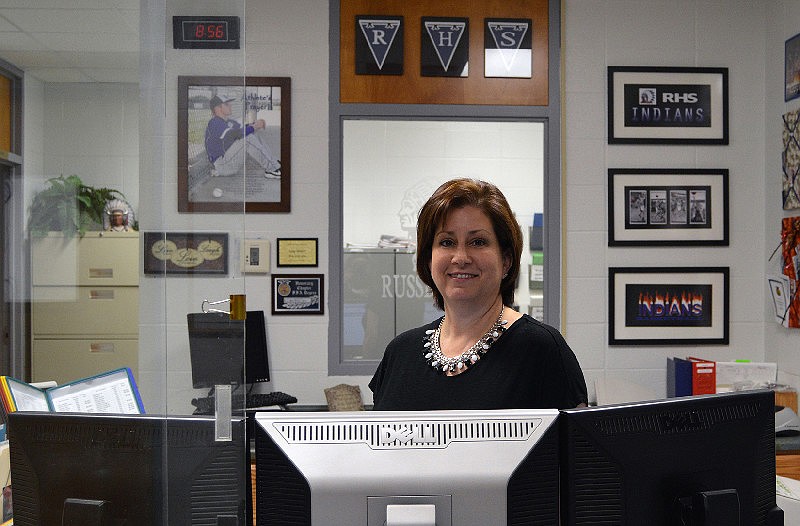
left=608, top=168, right=729, bottom=246
left=786, top=32, right=800, bottom=102
left=609, top=267, right=729, bottom=346
left=608, top=66, right=728, bottom=144
left=143, top=232, right=228, bottom=275
left=276, top=238, right=318, bottom=267
left=177, top=76, right=290, bottom=213
left=272, top=274, right=324, bottom=315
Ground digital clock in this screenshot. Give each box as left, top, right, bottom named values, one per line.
left=172, top=16, right=240, bottom=49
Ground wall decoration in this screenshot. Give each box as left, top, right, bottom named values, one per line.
left=339, top=0, right=550, bottom=105
left=608, top=267, right=729, bottom=346
left=608, top=168, right=729, bottom=246
left=786, top=32, right=800, bottom=102
left=607, top=66, right=728, bottom=144
left=272, top=274, right=324, bottom=315
left=177, top=76, right=290, bottom=213
left=484, top=18, right=532, bottom=78
left=420, top=17, right=468, bottom=77
left=143, top=232, right=228, bottom=275
left=276, top=238, right=319, bottom=267
left=783, top=108, right=800, bottom=210
left=355, top=16, right=404, bottom=75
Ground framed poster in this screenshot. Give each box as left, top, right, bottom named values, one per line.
left=276, top=238, right=318, bottom=267
left=609, top=267, right=729, bottom=346
left=783, top=108, right=800, bottom=210
left=143, top=232, right=228, bottom=275
left=272, top=274, right=324, bottom=315
left=608, top=168, right=729, bottom=246
left=177, top=76, right=290, bottom=213
left=608, top=66, right=728, bottom=144
left=786, top=32, right=800, bottom=102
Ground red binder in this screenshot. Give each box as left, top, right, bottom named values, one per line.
left=687, top=356, right=716, bottom=395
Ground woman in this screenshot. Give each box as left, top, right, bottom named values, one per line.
left=369, top=178, right=587, bottom=410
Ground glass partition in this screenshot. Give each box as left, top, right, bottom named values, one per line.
left=2, top=1, right=255, bottom=523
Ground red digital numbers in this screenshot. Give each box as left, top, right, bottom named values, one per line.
left=192, top=23, right=226, bottom=40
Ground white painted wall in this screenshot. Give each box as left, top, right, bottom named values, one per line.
left=765, top=2, right=800, bottom=387
left=563, top=0, right=779, bottom=404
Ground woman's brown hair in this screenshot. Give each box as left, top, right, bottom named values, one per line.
left=416, top=178, right=523, bottom=310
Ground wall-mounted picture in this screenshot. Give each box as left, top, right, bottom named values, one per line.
left=786, top=32, right=800, bottom=102
left=276, top=238, right=318, bottom=267
left=609, top=267, right=729, bottom=346
left=783, top=108, right=800, bottom=210
left=608, top=66, right=728, bottom=144
left=608, top=168, right=729, bottom=246
left=272, top=274, right=324, bottom=315
left=177, top=76, right=290, bottom=213
left=143, top=232, right=228, bottom=275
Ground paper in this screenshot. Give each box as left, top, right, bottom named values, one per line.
left=769, top=274, right=792, bottom=326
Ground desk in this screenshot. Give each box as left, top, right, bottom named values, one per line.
left=778, top=436, right=800, bottom=480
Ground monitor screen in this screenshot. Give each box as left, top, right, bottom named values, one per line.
left=254, top=409, right=560, bottom=525
left=560, top=390, right=781, bottom=526
left=8, top=412, right=250, bottom=526
left=187, top=310, right=270, bottom=388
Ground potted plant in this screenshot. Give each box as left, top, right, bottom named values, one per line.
left=28, top=175, right=131, bottom=237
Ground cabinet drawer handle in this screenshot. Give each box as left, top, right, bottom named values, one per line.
left=89, top=268, right=114, bottom=279
left=90, top=343, right=115, bottom=353
left=89, top=290, right=115, bottom=300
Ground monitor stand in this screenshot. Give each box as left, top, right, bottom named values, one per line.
left=675, top=489, right=740, bottom=526
left=62, top=498, right=112, bottom=526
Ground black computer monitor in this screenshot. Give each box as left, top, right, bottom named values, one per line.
left=560, top=390, right=782, bottom=525
left=187, top=310, right=270, bottom=388
left=8, top=412, right=250, bottom=526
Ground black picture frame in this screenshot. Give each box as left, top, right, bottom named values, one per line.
left=143, top=232, right=228, bottom=275
left=177, top=75, right=290, bottom=213
left=271, top=274, right=324, bottom=315
left=608, top=66, right=729, bottom=144
left=608, top=267, right=729, bottom=346
left=785, top=32, right=800, bottom=102
left=608, top=168, right=729, bottom=246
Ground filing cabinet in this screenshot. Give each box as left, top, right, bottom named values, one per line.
left=31, top=231, right=139, bottom=384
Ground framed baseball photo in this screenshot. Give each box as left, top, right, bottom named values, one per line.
left=177, top=76, right=291, bottom=213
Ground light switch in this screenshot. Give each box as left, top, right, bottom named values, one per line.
left=241, top=239, right=269, bottom=273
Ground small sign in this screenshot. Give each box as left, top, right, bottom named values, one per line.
left=355, top=16, right=403, bottom=75
left=143, top=232, right=228, bottom=275
left=277, top=238, right=318, bottom=267
left=484, top=18, right=532, bottom=78
left=421, top=17, right=469, bottom=77
left=172, top=16, right=240, bottom=49
left=272, top=274, right=324, bottom=315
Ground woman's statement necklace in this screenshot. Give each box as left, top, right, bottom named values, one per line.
left=423, top=307, right=509, bottom=374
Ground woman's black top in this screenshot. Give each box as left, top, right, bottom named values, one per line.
left=369, top=314, right=588, bottom=411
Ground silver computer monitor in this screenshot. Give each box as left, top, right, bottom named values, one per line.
left=254, top=409, right=559, bottom=525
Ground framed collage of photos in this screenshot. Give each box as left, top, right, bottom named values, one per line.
left=609, top=267, right=730, bottom=346
left=608, top=168, right=729, bottom=246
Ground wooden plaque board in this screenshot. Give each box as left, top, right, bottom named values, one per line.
left=340, top=0, right=549, bottom=106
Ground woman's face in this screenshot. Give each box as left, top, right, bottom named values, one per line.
left=429, top=206, right=510, bottom=309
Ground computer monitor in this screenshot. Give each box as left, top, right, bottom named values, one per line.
left=254, top=409, right=560, bottom=525
left=8, top=412, right=250, bottom=525
left=560, top=390, right=782, bottom=526
left=187, top=310, right=270, bottom=389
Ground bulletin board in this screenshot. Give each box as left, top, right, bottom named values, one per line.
left=339, top=0, right=549, bottom=106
